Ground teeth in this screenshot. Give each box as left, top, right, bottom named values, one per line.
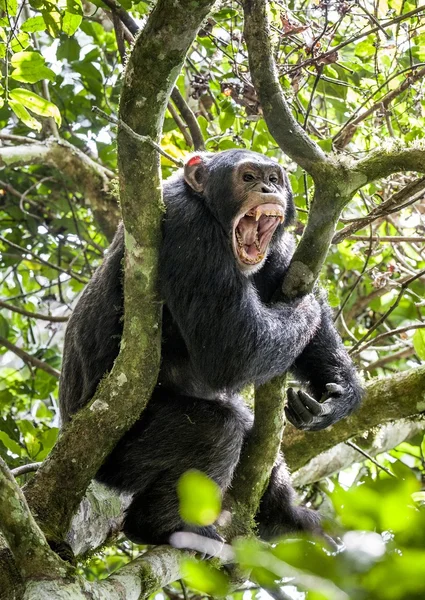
left=235, top=229, right=244, bottom=248
left=255, top=208, right=261, bottom=221
left=254, top=230, right=260, bottom=251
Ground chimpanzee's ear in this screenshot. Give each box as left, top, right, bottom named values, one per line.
left=184, top=154, right=208, bottom=193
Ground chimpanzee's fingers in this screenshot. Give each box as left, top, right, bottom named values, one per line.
left=285, top=404, right=305, bottom=429
left=287, top=389, right=314, bottom=422
left=297, top=390, right=324, bottom=416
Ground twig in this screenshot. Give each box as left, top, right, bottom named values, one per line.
left=11, top=463, right=42, bottom=478
left=364, top=346, right=414, bottom=371
left=0, top=336, right=60, bottom=378
left=334, top=65, right=425, bottom=148
left=352, top=322, right=425, bottom=356
left=168, top=101, right=193, bottom=147
left=101, top=0, right=139, bottom=35
left=345, top=440, right=396, bottom=477
left=335, top=225, right=373, bottom=322
left=283, top=5, right=425, bottom=77
left=345, top=235, right=425, bottom=243
left=171, top=88, right=205, bottom=150
left=92, top=106, right=184, bottom=167
left=333, top=177, right=425, bottom=243
left=0, top=235, right=88, bottom=284
left=0, top=133, right=37, bottom=143
left=350, top=267, right=425, bottom=353
left=0, top=299, right=70, bottom=322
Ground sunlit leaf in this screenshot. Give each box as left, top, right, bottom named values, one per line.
left=8, top=99, right=42, bottom=131
left=181, top=559, right=229, bottom=595
left=413, top=328, right=425, bottom=360
left=10, top=51, right=55, bottom=83
left=177, top=469, right=221, bottom=526
left=9, top=89, right=61, bottom=126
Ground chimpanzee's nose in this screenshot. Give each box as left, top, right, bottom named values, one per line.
left=261, top=185, right=273, bottom=193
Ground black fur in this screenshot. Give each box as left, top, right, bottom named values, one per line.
left=60, top=150, right=362, bottom=545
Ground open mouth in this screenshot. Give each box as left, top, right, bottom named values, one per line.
left=232, top=203, right=285, bottom=267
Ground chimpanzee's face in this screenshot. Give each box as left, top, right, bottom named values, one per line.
left=183, top=150, right=293, bottom=275
left=230, top=157, right=287, bottom=273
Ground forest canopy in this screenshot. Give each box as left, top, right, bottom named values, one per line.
left=0, top=0, right=425, bottom=598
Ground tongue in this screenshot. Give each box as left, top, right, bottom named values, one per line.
left=237, top=216, right=258, bottom=245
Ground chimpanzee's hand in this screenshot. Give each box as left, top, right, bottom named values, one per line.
left=285, top=383, right=346, bottom=431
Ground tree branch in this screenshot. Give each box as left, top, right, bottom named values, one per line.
left=0, top=336, right=60, bottom=379
left=333, top=176, right=425, bottom=244
left=23, top=0, right=215, bottom=547
left=0, top=138, right=119, bottom=241
left=170, top=88, right=205, bottom=151
left=0, top=457, right=66, bottom=580
left=292, top=417, right=425, bottom=486
left=354, top=144, right=425, bottom=185
left=243, top=0, right=329, bottom=177
left=0, top=235, right=88, bottom=284
left=0, top=300, right=69, bottom=323
left=334, top=65, right=425, bottom=149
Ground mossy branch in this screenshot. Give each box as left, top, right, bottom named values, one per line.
left=0, top=457, right=66, bottom=581
left=243, top=0, right=329, bottom=177
left=23, top=0, right=215, bottom=547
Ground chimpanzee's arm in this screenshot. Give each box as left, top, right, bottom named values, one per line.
left=160, top=207, right=322, bottom=391
left=59, top=225, right=124, bottom=422
left=286, top=299, right=363, bottom=431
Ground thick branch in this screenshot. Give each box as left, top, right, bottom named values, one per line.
left=23, top=0, right=215, bottom=546
left=243, top=0, right=329, bottom=176
left=226, top=377, right=286, bottom=538
left=0, top=458, right=66, bottom=580
left=0, top=138, right=119, bottom=241
left=354, top=144, right=425, bottom=185
left=292, top=418, right=425, bottom=486
left=283, top=364, right=425, bottom=472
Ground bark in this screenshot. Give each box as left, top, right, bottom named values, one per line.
left=0, top=458, right=67, bottom=582
left=0, top=138, right=119, bottom=241
left=292, top=418, right=425, bottom=486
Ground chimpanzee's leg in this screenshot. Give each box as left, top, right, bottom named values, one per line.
left=255, top=459, right=321, bottom=540
left=97, top=389, right=252, bottom=545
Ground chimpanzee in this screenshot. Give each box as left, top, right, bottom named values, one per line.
left=59, top=149, right=363, bottom=546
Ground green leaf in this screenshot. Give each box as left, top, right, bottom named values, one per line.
left=413, top=328, right=425, bottom=360
left=8, top=99, right=42, bottom=132
left=57, top=37, right=80, bottom=61
left=0, top=0, right=18, bottom=17
left=62, top=11, right=82, bottom=36
left=0, top=431, right=22, bottom=457
left=9, top=89, right=61, bottom=126
left=182, top=559, right=229, bottom=595
left=219, top=99, right=236, bottom=131
left=10, top=51, right=55, bottom=83
left=177, top=470, right=221, bottom=526
left=41, top=9, right=61, bottom=37
left=10, top=32, right=30, bottom=52
left=21, top=15, right=46, bottom=32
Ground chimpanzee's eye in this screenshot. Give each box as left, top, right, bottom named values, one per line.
left=243, top=173, right=255, bottom=182
left=269, top=175, right=279, bottom=184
